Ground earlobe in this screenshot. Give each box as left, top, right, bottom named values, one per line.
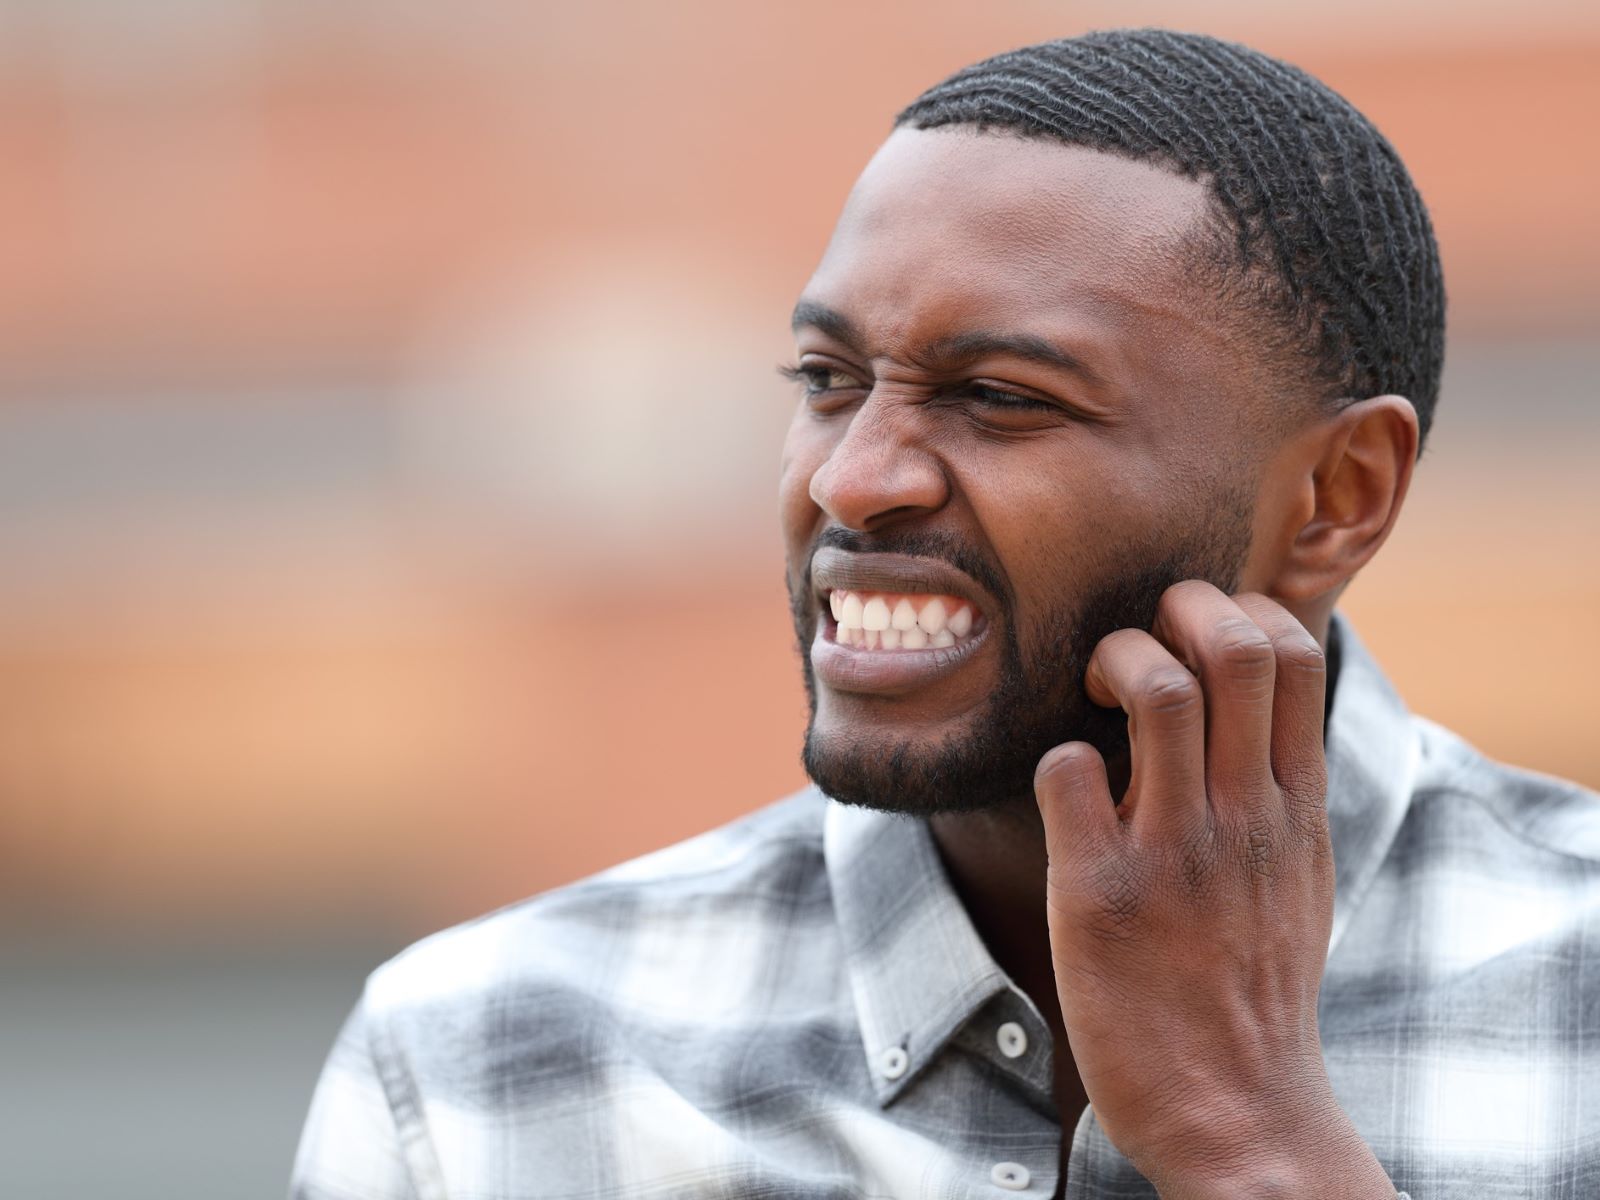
left=1271, top=395, right=1420, bottom=603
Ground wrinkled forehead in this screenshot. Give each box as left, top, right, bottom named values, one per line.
left=803, top=128, right=1217, bottom=352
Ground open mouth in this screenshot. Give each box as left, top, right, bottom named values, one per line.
left=806, top=548, right=997, bottom=694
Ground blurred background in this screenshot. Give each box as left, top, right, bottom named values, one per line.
left=0, top=2, right=1595, bottom=1196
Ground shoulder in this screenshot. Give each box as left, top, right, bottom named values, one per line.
left=1326, top=718, right=1600, bottom=1073
left=357, top=785, right=834, bottom=1053
left=1409, top=716, right=1600, bottom=865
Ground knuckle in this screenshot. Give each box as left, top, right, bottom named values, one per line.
left=1139, top=667, right=1202, bottom=715
left=1285, top=768, right=1332, bottom=841
left=1303, top=818, right=1334, bottom=864
left=1277, top=634, right=1328, bottom=675
left=1175, top=824, right=1220, bottom=895
left=1086, top=860, right=1146, bottom=943
left=1242, top=818, right=1279, bottom=878
left=1292, top=757, right=1329, bottom=797
left=1209, top=620, right=1276, bottom=676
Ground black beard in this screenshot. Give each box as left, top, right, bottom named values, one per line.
left=788, top=494, right=1254, bottom=817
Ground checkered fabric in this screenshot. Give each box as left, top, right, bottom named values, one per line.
left=291, top=616, right=1600, bottom=1198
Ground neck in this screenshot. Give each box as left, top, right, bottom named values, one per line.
left=926, top=752, right=1132, bottom=1034
left=928, top=799, right=1058, bottom=1027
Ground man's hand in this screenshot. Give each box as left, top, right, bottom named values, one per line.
left=1034, top=582, right=1393, bottom=1199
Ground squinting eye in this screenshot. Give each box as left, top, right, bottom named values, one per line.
left=965, top=383, right=1055, bottom=412
left=778, top=363, right=861, bottom=397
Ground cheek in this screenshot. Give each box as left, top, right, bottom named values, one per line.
left=960, top=443, right=1169, bottom=597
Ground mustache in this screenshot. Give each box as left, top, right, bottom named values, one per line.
left=799, top=526, right=1013, bottom=612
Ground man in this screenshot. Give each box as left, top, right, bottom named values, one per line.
left=291, top=30, right=1598, bottom=1200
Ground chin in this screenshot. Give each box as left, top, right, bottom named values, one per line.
left=801, top=710, right=1042, bottom=817
left=801, top=659, right=1132, bottom=817
left=809, top=687, right=982, bottom=742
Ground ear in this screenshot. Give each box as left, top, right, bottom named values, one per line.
left=1267, top=395, right=1420, bottom=603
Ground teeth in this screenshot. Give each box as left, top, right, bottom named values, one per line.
left=827, top=589, right=978, bottom=652
left=947, top=605, right=972, bottom=637
left=840, top=592, right=864, bottom=630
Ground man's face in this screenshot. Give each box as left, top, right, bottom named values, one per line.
left=780, top=129, right=1276, bottom=816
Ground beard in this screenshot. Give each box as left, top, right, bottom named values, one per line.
left=789, top=490, right=1255, bottom=817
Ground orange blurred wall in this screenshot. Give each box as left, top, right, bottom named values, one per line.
left=0, top=4, right=1595, bottom=938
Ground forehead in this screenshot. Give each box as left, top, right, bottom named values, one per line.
left=802, top=128, right=1221, bottom=368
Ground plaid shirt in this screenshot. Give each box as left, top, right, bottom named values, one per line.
left=291, top=616, right=1600, bottom=1199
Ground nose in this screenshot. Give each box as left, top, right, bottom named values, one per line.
left=807, top=393, right=948, bottom=531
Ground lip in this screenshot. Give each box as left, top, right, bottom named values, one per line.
left=810, top=548, right=998, bottom=622
left=811, top=619, right=991, bottom=695
left=808, top=549, right=998, bottom=697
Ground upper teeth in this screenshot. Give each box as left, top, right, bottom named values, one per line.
left=828, top=589, right=978, bottom=650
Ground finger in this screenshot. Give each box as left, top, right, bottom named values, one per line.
left=1034, top=744, right=1138, bottom=967
left=1035, top=741, right=1119, bottom=869
left=1083, top=627, right=1205, bottom=832
left=1148, top=580, right=1277, bottom=800
left=1231, top=594, right=1329, bottom=808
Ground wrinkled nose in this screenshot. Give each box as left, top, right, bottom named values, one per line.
left=807, top=398, right=948, bottom=532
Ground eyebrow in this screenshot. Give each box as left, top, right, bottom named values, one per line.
left=916, top=329, right=1103, bottom=386
left=790, top=300, right=1104, bottom=387
left=789, top=300, right=861, bottom=346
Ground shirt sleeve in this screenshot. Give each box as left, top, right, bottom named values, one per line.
left=288, top=996, right=425, bottom=1200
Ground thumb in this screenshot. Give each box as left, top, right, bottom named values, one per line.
left=1034, top=741, right=1117, bottom=868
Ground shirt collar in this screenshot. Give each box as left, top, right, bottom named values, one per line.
left=822, top=611, right=1418, bottom=1105
left=1323, top=611, right=1421, bottom=952
left=824, top=798, right=1018, bottom=1106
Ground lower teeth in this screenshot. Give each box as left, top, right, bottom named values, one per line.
left=839, top=626, right=958, bottom=649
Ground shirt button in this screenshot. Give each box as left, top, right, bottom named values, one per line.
left=878, top=1046, right=908, bottom=1080
left=996, top=1020, right=1028, bottom=1059
left=991, top=1161, right=1031, bottom=1190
